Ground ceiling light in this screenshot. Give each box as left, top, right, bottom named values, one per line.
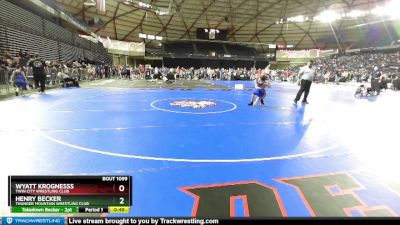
left=138, top=1, right=151, bottom=8
left=346, top=10, right=366, bottom=18
left=315, top=10, right=341, bottom=23
left=139, top=33, right=147, bottom=38
left=372, top=0, right=400, bottom=19
left=155, top=9, right=169, bottom=15
left=288, top=15, right=305, bottom=23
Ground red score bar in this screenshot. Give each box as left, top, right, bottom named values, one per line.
left=69, top=183, right=130, bottom=195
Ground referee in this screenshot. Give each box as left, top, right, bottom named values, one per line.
left=294, top=60, right=315, bottom=104
left=28, top=54, right=47, bottom=93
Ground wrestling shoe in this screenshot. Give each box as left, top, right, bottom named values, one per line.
left=260, top=99, right=265, bottom=105
left=248, top=102, right=253, bottom=106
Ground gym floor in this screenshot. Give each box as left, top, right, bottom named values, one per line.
left=0, top=81, right=399, bottom=217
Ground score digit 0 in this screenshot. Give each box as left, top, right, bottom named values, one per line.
left=119, top=185, right=125, bottom=192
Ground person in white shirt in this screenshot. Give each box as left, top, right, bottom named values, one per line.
left=294, top=60, right=315, bottom=104
left=87, top=65, right=95, bottom=81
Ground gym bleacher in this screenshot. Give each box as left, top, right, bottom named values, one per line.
left=0, top=0, right=110, bottom=63
left=196, top=42, right=225, bottom=56
left=0, top=0, right=111, bottom=93
left=225, top=44, right=256, bottom=57
left=164, top=42, right=194, bottom=55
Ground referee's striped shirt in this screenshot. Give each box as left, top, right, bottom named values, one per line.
left=299, top=66, right=315, bottom=81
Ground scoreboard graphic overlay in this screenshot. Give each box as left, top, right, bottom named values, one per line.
left=8, top=176, right=132, bottom=214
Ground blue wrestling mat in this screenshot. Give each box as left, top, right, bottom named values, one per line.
left=0, top=81, right=399, bottom=217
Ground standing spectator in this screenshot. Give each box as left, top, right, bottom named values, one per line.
left=126, top=65, right=131, bottom=80
left=115, top=64, right=121, bottom=79
left=95, top=65, right=101, bottom=79
left=393, top=76, right=400, bottom=90
left=371, top=66, right=382, bottom=95
left=139, top=64, right=145, bottom=79
left=87, top=65, right=96, bottom=81
left=104, top=64, right=110, bottom=79
left=324, top=71, right=331, bottom=84
left=49, top=64, right=59, bottom=86
left=17, top=49, right=24, bottom=58
left=28, top=54, right=47, bottom=93
left=4, top=51, right=12, bottom=59
left=101, top=66, right=105, bottom=78
left=73, top=60, right=82, bottom=81
left=380, top=75, right=388, bottom=90
left=70, top=66, right=79, bottom=81
left=294, top=61, right=315, bottom=104
left=0, top=56, right=8, bottom=69
left=121, top=65, right=127, bottom=79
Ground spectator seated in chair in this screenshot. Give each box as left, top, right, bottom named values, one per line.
left=163, top=70, right=176, bottom=84
left=153, top=72, right=162, bottom=80
left=57, top=71, right=80, bottom=88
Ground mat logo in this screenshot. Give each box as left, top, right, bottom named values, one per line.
left=170, top=100, right=217, bottom=109
left=180, top=173, right=398, bottom=217
left=6, top=218, right=13, bottom=224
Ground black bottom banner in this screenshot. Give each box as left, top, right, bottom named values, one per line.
left=66, top=217, right=400, bottom=225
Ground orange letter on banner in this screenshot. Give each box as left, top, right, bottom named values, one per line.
left=276, top=173, right=397, bottom=217
left=180, top=181, right=287, bottom=217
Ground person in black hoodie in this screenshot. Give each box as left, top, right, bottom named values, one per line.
left=28, top=54, right=47, bottom=93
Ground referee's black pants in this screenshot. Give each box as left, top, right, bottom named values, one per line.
left=295, top=79, right=312, bottom=102
left=371, top=79, right=380, bottom=95
left=34, top=74, right=46, bottom=93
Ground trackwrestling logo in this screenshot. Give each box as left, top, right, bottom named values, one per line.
left=2, top=217, right=64, bottom=225
left=170, top=100, right=217, bottom=109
